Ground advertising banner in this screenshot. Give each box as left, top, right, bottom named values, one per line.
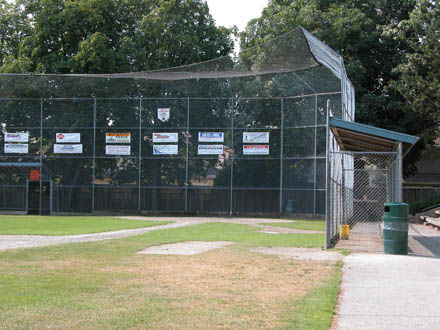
left=243, top=145, right=270, bottom=155
left=4, top=143, right=29, bottom=154
left=243, top=132, right=269, bottom=143
left=152, top=132, right=178, bottom=143
left=105, top=145, right=131, bottom=156
left=153, top=144, right=178, bottom=155
left=105, top=132, right=131, bottom=144
left=4, top=132, right=29, bottom=142
left=198, top=144, right=224, bottom=155
left=198, top=132, right=224, bottom=142
left=56, top=133, right=80, bottom=143
left=54, top=144, right=83, bottom=154
left=157, top=108, right=170, bottom=122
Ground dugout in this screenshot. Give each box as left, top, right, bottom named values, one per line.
left=0, top=28, right=418, bottom=242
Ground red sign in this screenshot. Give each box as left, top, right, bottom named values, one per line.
left=30, top=170, right=40, bottom=181
left=57, top=133, right=64, bottom=140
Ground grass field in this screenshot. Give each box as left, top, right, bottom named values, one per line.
left=0, top=221, right=338, bottom=329
left=0, top=216, right=171, bottom=235
left=259, top=219, right=326, bottom=231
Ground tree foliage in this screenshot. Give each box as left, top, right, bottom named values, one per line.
left=239, top=0, right=438, bottom=176
left=0, top=0, right=234, bottom=73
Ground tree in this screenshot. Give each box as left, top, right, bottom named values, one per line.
left=239, top=0, right=435, bottom=176
left=0, top=0, right=234, bottom=73
left=389, top=0, right=439, bottom=130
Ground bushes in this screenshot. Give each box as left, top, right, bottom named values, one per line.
left=409, top=195, right=440, bottom=215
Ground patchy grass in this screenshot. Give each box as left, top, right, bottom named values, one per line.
left=125, top=222, right=325, bottom=248
left=0, top=222, right=338, bottom=329
left=280, top=261, right=343, bottom=329
left=0, top=216, right=171, bottom=235
left=259, top=219, right=326, bottom=231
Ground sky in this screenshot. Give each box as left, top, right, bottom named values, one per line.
left=205, top=0, right=269, bottom=31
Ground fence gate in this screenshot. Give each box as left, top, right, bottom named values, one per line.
left=327, top=151, right=400, bottom=250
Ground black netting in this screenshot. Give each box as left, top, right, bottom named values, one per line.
left=0, top=28, right=354, bottom=215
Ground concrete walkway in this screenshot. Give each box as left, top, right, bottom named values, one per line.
left=0, top=221, right=202, bottom=251
left=336, top=224, right=440, bottom=330
left=0, top=216, right=318, bottom=251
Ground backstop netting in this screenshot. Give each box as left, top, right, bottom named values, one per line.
left=0, top=27, right=355, bottom=216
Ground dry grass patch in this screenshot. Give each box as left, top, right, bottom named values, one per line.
left=98, top=248, right=334, bottom=329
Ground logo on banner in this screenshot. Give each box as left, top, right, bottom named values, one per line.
left=157, top=108, right=170, bottom=122
left=105, top=133, right=131, bottom=144
left=56, top=133, right=81, bottom=143
left=198, top=132, right=224, bottom=143
left=4, top=132, right=29, bottom=143
left=243, top=145, right=270, bottom=155
left=152, top=132, right=178, bottom=143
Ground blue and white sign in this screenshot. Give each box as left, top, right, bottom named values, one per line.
left=54, top=144, right=83, bottom=154
left=198, top=132, right=224, bottom=143
left=153, top=144, right=178, bottom=155
left=198, top=145, right=224, bottom=155
left=105, top=145, right=131, bottom=156
left=243, top=132, right=269, bottom=143
left=4, top=143, right=28, bottom=154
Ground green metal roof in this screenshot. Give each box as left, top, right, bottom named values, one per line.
left=330, top=118, right=419, bottom=156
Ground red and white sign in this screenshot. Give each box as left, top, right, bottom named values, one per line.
left=157, top=108, right=170, bottom=122
left=56, top=133, right=80, bottom=143
left=152, top=132, right=178, bottom=143
left=243, top=145, right=270, bottom=155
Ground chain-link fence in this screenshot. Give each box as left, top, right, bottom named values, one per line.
left=327, top=151, right=400, bottom=251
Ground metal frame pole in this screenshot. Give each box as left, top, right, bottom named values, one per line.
left=92, top=98, right=96, bottom=214
left=279, top=98, right=284, bottom=214
left=230, top=98, right=234, bottom=216
left=325, top=99, right=331, bottom=249
left=138, top=98, right=142, bottom=212
left=39, top=99, right=43, bottom=215
left=185, top=98, right=190, bottom=213
left=397, top=142, right=403, bottom=202
left=313, top=94, right=318, bottom=214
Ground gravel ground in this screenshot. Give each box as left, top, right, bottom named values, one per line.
left=137, top=241, right=233, bottom=255
left=250, top=247, right=344, bottom=262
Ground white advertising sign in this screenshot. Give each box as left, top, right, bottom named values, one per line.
left=153, top=144, right=178, bottom=155
left=56, top=133, right=80, bottom=143
left=4, top=143, right=28, bottom=154
left=106, top=132, right=131, bottom=144
left=54, top=144, right=83, bottom=154
left=198, top=144, right=224, bottom=155
left=243, top=132, right=269, bottom=143
left=157, top=108, right=170, bottom=122
left=4, top=132, right=29, bottom=142
left=152, top=132, right=178, bottom=143
left=198, top=132, right=224, bottom=142
left=105, top=145, right=131, bottom=156
left=243, top=145, right=270, bottom=155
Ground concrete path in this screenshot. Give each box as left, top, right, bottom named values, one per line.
left=0, top=216, right=320, bottom=251
left=336, top=224, right=440, bottom=330
left=0, top=221, right=202, bottom=251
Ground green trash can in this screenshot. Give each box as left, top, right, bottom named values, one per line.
left=382, top=202, right=409, bottom=255
left=286, top=200, right=296, bottom=214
